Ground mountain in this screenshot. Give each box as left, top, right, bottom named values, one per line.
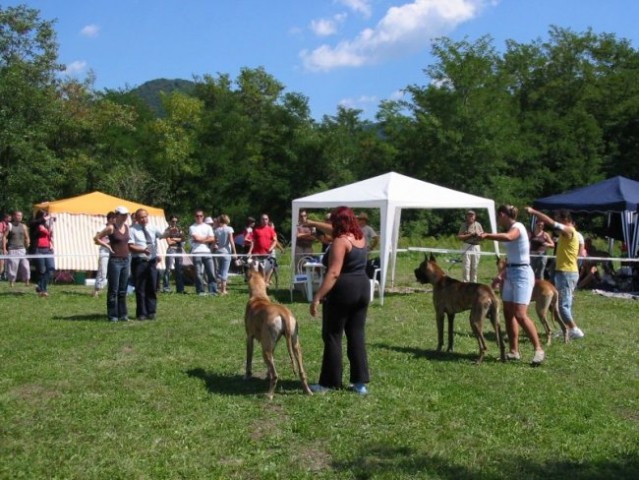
left=131, top=78, right=196, bottom=116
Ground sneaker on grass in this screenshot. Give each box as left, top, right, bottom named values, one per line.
left=569, top=327, right=585, bottom=339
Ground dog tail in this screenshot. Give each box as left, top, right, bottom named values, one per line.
left=489, top=295, right=506, bottom=360
left=549, top=289, right=562, bottom=329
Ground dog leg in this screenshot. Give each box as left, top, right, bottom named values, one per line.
left=488, top=302, right=506, bottom=362
left=535, top=299, right=553, bottom=346
left=291, top=338, right=313, bottom=395
left=262, top=348, right=278, bottom=400
left=245, top=335, right=254, bottom=379
left=469, top=316, right=487, bottom=364
left=446, top=313, right=455, bottom=352
left=435, top=312, right=445, bottom=352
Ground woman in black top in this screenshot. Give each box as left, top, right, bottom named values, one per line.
left=310, top=206, right=370, bottom=395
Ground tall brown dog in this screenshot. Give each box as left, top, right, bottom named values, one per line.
left=244, top=260, right=312, bottom=399
left=492, top=257, right=568, bottom=344
left=414, top=254, right=506, bottom=363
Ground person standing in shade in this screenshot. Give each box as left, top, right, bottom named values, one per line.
left=479, top=205, right=545, bottom=366
left=525, top=207, right=585, bottom=340
left=3, top=210, right=31, bottom=287
left=529, top=220, right=554, bottom=280
left=0, top=213, right=10, bottom=280
left=162, top=215, right=185, bottom=294
left=357, top=212, right=379, bottom=252
left=310, top=206, right=371, bottom=395
left=30, top=209, right=55, bottom=297
left=129, top=208, right=170, bottom=320
left=94, top=206, right=131, bottom=322
left=295, top=210, right=316, bottom=258
left=189, top=209, right=217, bottom=296
left=457, top=210, right=483, bottom=283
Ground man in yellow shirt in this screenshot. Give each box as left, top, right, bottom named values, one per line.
left=525, top=207, right=585, bottom=339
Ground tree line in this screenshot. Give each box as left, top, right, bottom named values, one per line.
left=2, top=5, right=638, bottom=237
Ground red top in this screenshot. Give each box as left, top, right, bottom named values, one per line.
left=36, top=225, right=53, bottom=249
left=251, top=225, right=276, bottom=255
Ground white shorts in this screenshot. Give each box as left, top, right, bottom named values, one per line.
left=502, top=265, right=534, bottom=305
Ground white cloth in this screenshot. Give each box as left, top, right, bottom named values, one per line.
left=505, top=222, right=530, bottom=265
left=189, top=223, right=214, bottom=253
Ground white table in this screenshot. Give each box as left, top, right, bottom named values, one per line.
left=302, top=262, right=325, bottom=302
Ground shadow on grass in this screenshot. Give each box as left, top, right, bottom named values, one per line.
left=333, top=442, right=639, bottom=479
left=52, top=313, right=108, bottom=322
left=372, top=342, right=481, bottom=363
left=186, top=367, right=307, bottom=396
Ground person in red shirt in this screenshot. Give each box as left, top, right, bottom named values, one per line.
left=30, top=209, right=55, bottom=297
left=248, top=213, right=277, bottom=256
left=248, top=213, right=278, bottom=284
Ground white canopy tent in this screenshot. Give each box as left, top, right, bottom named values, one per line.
left=291, top=172, right=499, bottom=305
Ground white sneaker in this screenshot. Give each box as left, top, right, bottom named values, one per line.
left=505, top=352, right=521, bottom=361
left=531, top=350, right=545, bottom=366
left=569, top=327, right=585, bottom=340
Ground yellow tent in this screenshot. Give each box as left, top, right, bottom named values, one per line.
left=34, top=191, right=169, bottom=271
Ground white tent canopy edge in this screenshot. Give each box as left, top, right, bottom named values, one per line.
left=290, top=172, right=499, bottom=305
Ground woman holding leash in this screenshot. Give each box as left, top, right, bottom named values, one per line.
left=479, top=205, right=545, bottom=366
left=309, top=206, right=370, bottom=395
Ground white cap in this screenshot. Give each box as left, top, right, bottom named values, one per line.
left=115, top=206, right=129, bottom=215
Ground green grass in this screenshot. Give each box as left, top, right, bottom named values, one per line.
left=1, top=252, right=638, bottom=479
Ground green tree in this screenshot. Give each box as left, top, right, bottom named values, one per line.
left=0, top=4, right=64, bottom=211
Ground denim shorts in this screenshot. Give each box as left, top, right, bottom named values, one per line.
left=502, top=265, right=534, bottom=304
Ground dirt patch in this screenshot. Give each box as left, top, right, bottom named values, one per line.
left=10, top=383, right=63, bottom=404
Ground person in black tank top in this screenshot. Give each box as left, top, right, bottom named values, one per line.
left=309, top=207, right=370, bottom=395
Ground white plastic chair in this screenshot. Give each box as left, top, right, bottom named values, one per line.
left=369, top=268, right=381, bottom=303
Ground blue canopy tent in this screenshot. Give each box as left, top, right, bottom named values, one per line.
left=533, top=176, right=639, bottom=258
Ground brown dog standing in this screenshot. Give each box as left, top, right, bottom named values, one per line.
left=492, top=256, right=567, bottom=344
left=244, top=260, right=312, bottom=399
left=414, top=254, right=506, bottom=363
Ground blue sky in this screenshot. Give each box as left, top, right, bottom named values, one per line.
left=7, top=0, right=639, bottom=120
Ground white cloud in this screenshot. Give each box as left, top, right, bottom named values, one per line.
left=389, top=89, right=406, bottom=101
left=338, top=94, right=379, bottom=111
left=310, top=13, right=347, bottom=37
left=337, top=0, right=373, bottom=18
left=302, top=0, right=492, bottom=72
left=80, top=24, right=100, bottom=38
left=64, top=60, right=87, bottom=75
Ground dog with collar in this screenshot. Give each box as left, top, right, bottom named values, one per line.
left=414, top=254, right=506, bottom=363
left=244, top=259, right=312, bottom=399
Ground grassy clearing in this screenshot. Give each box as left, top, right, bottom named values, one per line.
left=1, top=252, right=638, bottom=479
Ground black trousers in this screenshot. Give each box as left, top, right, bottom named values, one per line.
left=132, top=258, right=158, bottom=318
left=319, top=275, right=370, bottom=388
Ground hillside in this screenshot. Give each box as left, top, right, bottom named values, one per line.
left=131, top=78, right=196, bottom=116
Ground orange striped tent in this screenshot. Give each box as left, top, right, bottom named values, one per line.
left=34, top=191, right=169, bottom=271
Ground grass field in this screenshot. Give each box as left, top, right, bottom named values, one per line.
left=1, top=251, right=638, bottom=479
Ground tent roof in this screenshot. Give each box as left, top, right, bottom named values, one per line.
left=293, top=171, right=495, bottom=209
left=533, top=176, right=639, bottom=212
left=34, top=191, right=166, bottom=217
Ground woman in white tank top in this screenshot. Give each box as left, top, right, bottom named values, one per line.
left=480, top=205, right=545, bottom=366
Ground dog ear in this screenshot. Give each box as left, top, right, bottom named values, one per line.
left=429, top=253, right=436, bottom=262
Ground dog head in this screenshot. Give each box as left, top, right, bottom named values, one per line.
left=414, top=254, right=442, bottom=285
left=245, top=259, right=268, bottom=298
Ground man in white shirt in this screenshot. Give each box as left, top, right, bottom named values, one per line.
left=189, top=210, right=217, bottom=295
left=129, top=208, right=170, bottom=320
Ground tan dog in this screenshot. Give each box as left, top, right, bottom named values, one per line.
left=414, top=254, right=506, bottom=363
left=244, top=260, right=312, bottom=399
left=492, top=257, right=567, bottom=344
